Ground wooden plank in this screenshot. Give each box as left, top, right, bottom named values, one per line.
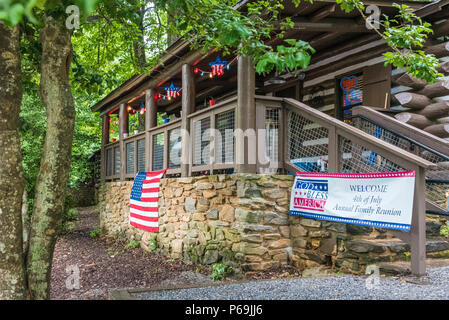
left=310, top=4, right=336, bottom=22
left=291, top=17, right=374, bottom=33
left=362, top=63, right=392, bottom=110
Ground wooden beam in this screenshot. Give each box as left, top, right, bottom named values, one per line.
left=309, top=32, right=342, bottom=49
left=100, top=115, right=109, bottom=181
left=425, top=41, right=449, bottom=58
left=310, top=4, right=336, bottom=22
left=236, top=56, right=256, bottom=173
left=119, top=103, right=128, bottom=181
left=291, top=17, right=373, bottom=33
left=181, top=64, right=195, bottom=177
left=145, top=88, right=157, bottom=172
left=314, top=0, right=423, bottom=9
left=310, top=34, right=380, bottom=63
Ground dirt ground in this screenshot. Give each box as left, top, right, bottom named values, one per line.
left=50, top=207, right=299, bottom=300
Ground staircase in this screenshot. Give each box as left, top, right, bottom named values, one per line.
left=351, top=106, right=449, bottom=216
left=280, top=98, right=449, bottom=274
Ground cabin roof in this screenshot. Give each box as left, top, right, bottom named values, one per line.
left=91, top=0, right=446, bottom=115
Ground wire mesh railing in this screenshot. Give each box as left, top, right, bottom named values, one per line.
left=353, top=114, right=449, bottom=215
left=287, top=111, right=329, bottom=173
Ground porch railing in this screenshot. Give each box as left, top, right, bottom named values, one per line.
left=103, top=95, right=288, bottom=179
left=282, top=98, right=435, bottom=276
left=352, top=106, right=449, bottom=215
left=102, top=94, right=436, bottom=275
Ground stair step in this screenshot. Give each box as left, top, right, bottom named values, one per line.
left=345, top=238, right=449, bottom=255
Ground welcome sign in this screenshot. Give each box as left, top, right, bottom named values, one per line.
left=289, top=171, right=416, bottom=231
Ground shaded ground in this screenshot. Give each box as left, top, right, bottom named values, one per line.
left=50, top=206, right=298, bottom=300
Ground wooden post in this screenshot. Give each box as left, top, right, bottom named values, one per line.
left=410, top=166, right=427, bottom=276
left=181, top=63, right=195, bottom=177
left=327, top=126, right=339, bottom=172
left=236, top=56, right=257, bottom=173
left=119, top=103, right=129, bottom=180
left=101, top=115, right=110, bottom=180
left=145, top=88, right=157, bottom=171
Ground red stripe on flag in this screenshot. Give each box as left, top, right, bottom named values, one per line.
left=130, top=221, right=158, bottom=233
left=146, top=169, right=167, bottom=177
left=142, top=187, right=159, bottom=193
left=130, top=203, right=158, bottom=212
left=143, top=178, right=161, bottom=184
left=140, top=197, right=159, bottom=202
left=130, top=212, right=158, bottom=222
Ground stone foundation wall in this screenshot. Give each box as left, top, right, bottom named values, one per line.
left=97, top=173, right=445, bottom=274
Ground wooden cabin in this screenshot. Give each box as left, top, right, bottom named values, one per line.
left=92, top=1, right=449, bottom=276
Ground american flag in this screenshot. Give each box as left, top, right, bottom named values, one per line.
left=129, top=169, right=167, bottom=232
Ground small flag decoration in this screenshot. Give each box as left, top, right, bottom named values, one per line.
left=129, top=169, right=167, bottom=232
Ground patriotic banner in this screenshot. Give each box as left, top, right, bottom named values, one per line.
left=129, top=169, right=167, bottom=232
left=289, top=171, right=416, bottom=231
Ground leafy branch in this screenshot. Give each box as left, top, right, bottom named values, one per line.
left=337, top=0, right=442, bottom=83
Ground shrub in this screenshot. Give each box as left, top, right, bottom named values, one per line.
left=211, top=263, right=233, bottom=281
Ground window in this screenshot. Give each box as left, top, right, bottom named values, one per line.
left=338, top=73, right=363, bottom=122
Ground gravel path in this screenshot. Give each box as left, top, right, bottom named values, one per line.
left=133, top=266, right=449, bottom=300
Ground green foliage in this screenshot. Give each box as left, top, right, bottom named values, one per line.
left=403, top=251, right=411, bottom=262
left=61, top=207, right=78, bottom=232
left=156, top=0, right=315, bottom=75
left=89, top=227, right=100, bottom=238
left=382, top=3, right=442, bottom=83
left=125, top=239, right=140, bottom=249
left=440, top=224, right=449, bottom=238
left=211, top=263, right=233, bottom=281
left=64, top=208, right=79, bottom=221
left=0, top=0, right=98, bottom=25
left=0, top=0, right=38, bottom=25
left=336, top=0, right=441, bottom=83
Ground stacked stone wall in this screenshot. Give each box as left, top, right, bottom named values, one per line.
left=98, top=174, right=448, bottom=274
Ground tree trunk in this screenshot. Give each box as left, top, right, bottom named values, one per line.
left=0, top=23, right=28, bottom=300
left=133, top=4, right=146, bottom=70
left=26, top=16, right=75, bottom=300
